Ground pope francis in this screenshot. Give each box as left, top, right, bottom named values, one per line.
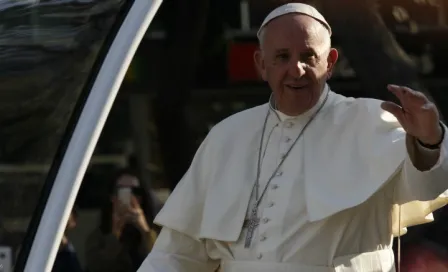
left=138, top=3, right=448, bottom=272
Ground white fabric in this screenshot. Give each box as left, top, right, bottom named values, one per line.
left=140, top=228, right=396, bottom=271
left=152, top=89, right=448, bottom=239
left=257, top=3, right=332, bottom=39
left=138, top=88, right=448, bottom=272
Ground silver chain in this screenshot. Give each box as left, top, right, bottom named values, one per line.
left=251, top=89, right=330, bottom=211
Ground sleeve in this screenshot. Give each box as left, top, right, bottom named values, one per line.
left=152, top=128, right=218, bottom=240
left=137, top=227, right=220, bottom=272
left=394, top=125, right=448, bottom=204
left=358, top=98, right=448, bottom=235
left=389, top=125, right=448, bottom=236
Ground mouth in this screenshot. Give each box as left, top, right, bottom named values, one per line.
left=284, top=84, right=308, bottom=91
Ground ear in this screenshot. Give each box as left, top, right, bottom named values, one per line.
left=254, top=50, right=267, bottom=81
left=326, top=48, right=339, bottom=79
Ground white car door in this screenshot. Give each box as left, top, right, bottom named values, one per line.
left=0, top=0, right=162, bottom=271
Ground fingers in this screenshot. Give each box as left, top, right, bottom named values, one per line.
left=381, top=101, right=405, bottom=124
left=130, top=196, right=140, bottom=208
left=387, top=85, right=404, bottom=106
left=115, top=209, right=139, bottom=222
left=113, top=203, right=133, bottom=220
left=124, top=211, right=138, bottom=222
left=387, top=84, right=428, bottom=108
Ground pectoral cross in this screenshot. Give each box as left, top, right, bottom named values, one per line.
left=243, top=207, right=260, bottom=248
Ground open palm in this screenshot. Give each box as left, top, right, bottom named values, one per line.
left=381, top=85, right=442, bottom=145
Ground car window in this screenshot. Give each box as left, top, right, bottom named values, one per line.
left=0, top=0, right=135, bottom=270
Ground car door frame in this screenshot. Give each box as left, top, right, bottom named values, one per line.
left=14, top=0, right=162, bottom=271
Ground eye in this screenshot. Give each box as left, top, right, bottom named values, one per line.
left=300, top=52, right=318, bottom=65
left=276, top=52, right=289, bottom=61
left=301, top=52, right=315, bottom=60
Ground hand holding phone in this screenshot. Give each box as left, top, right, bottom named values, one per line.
left=118, top=187, right=132, bottom=207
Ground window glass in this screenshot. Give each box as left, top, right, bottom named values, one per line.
left=0, top=0, right=133, bottom=268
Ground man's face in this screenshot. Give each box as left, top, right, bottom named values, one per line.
left=255, top=14, right=338, bottom=116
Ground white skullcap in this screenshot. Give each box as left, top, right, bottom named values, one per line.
left=257, top=3, right=332, bottom=40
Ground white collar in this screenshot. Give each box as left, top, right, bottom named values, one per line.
left=269, top=84, right=330, bottom=122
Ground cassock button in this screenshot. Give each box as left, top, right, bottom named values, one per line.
left=276, top=171, right=283, bottom=177
left=262, top=218, right=270, bottom=223
left=257, top=253, right=263, bottom=259
left=285, top=137, right=291, bottom=143
left=260, top=235, right=267, bottom=241
left=286, top=122, right=294, bottom=128
left=271, top=184, right=279, bottom=190
left=268, top=202, right=275, bottom=207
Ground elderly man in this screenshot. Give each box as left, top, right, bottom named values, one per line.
left=138, top=3, right=448, bottom=272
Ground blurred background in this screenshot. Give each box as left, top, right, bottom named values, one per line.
left=0, top=0, right=447, bottom=271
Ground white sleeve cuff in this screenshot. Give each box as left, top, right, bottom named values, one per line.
left=410, top=123, right=448, bottom=172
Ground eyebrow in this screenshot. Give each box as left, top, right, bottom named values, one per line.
left=274, top=48, right=289, bottom=54
left=301, top=45, right=319, bottom=53
left=274, top=48, right=318, bottom=55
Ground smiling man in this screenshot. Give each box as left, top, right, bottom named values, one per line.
left=255, top=7, right=336, bottom=116
left=138, top=3, right=448, bottom=272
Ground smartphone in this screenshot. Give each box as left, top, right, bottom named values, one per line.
left=118, top=187, right=132, bottom=206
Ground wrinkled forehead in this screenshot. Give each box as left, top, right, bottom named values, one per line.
left=262, top=14, right=328, bottom=52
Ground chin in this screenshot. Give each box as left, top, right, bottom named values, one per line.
left=283, top=86, right=314, bottom=100
left=276, top=91, right=318, bottom=115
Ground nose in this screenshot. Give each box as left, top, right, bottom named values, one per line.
left=288, top=59, right=306, bottom=78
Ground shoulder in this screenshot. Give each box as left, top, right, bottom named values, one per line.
left=204, top=104, right=267, bottom=144
left=352, top=97, right=401, bottom=129
left=327, top=93, right=400, bottom=129
left=212, top=104, right=267, bottom=132
left=329, top=92, right=384, bottom=115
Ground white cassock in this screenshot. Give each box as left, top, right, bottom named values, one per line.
left=138, top=85, right=448, bottom=272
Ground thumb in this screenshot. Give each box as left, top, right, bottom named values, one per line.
left=381, top=101, right=405, bottom=124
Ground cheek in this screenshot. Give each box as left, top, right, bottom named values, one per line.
left=316, top=62, right=330, bottom=78
left=307, top=65, right=327, bottom=82
left=266, top=66, right=287, bottom=85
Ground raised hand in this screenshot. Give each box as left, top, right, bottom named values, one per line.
left=381, top=84, right=443, bottom=145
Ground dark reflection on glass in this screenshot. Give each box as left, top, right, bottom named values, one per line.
left=0, top=0, right=128, bottom=267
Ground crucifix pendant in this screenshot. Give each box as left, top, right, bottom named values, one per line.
left=243, top=206, right=260, bottom=248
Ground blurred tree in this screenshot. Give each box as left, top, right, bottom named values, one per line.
left=321, top=0, right=430, bottom=102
